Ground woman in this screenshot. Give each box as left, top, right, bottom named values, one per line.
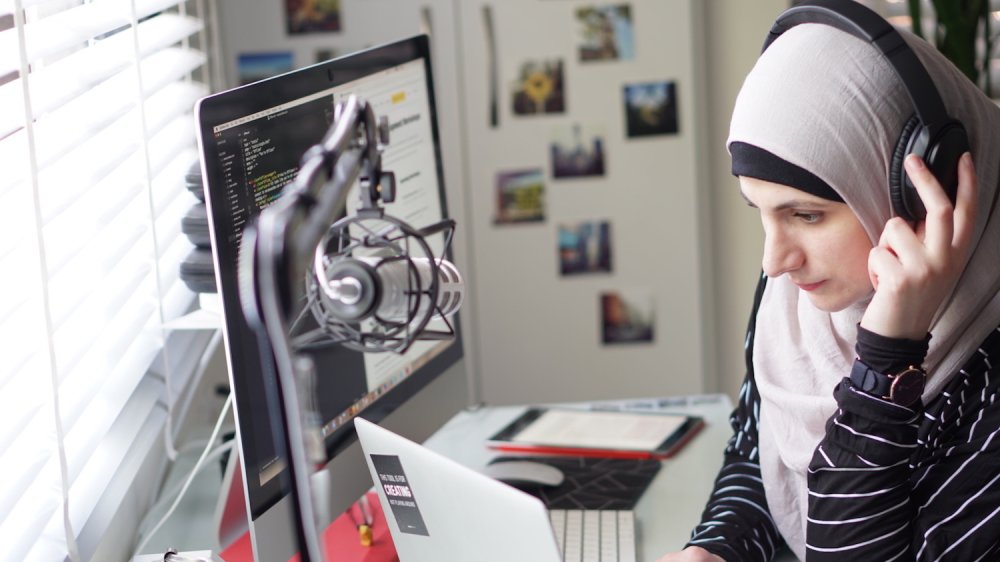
left=658, top=12, right=1000, bottom=562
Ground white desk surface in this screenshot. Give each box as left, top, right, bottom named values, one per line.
left=421, top=394, right=737, bottom=562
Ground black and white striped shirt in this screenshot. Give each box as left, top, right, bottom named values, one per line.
left=686, top=280, right=1000, bottom=561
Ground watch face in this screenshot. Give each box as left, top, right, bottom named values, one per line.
left=890, top=368, right=926, bottom=406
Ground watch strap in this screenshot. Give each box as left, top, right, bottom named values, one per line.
left=850, top=358, right=892, bottom=397
left=850, top=358, right=926, bottom=407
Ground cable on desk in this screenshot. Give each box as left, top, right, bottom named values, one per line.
left=136, top=440, right=235, bottom=538
left=133, top=392, right=233, bottom=557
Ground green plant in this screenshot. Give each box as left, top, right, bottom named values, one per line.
left=907, top=0, right=997, bottom=96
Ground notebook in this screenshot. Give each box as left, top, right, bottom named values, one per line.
left=354, top=417, right=637, bottom=562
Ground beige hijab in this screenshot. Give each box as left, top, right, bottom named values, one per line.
left=727, top=24, right=1000, bottom=559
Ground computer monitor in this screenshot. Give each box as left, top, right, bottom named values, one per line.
left=194, top=35, right=469, bottom=561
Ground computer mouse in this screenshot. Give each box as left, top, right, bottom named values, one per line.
left=483, top=460, right=565, bottom=488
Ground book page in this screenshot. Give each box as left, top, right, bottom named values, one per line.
left=511, top=410, right=687, bottom=451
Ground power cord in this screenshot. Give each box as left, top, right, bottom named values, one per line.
left=136, top=440, right=234, bottom=539
left=133, top=392, right=233, bottom=557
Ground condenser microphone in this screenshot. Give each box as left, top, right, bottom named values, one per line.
left=318, top=255, right=464, bottom=324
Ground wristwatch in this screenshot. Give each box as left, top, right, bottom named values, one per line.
left=849, top=359, right=926, bottom=407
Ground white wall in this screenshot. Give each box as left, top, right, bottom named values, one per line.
left=703, top=0, right=787, bottom=397
left=454, top=0, right=712, bottom=405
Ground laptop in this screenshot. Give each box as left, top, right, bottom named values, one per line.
left=354, top=417, right=637, bottom=562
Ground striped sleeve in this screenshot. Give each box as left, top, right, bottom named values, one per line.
left=805, top=379, right=921, bottom=561
left=686, top=374, right=785, bottom=561
left=806, top=327, right=1000, bottom=561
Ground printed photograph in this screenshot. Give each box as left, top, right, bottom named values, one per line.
left=284, top=0, right=341, bottom=35
left=550, top=123, right=606, bottom=178
left=511, top=59, right=566, bottom=115
left=237, top=52, right=294, bottom=86
left=576, top=4, right=635, bottom=62
left=600, top=289, right=655, bottom=344
left=494, top=168, right=546, bottom=224
left=624, top=80, right=679, bottom=137
left=558, top=220, right=612, bottom=276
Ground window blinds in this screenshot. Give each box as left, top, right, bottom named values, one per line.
left=0, top=0, right=211, bottom=559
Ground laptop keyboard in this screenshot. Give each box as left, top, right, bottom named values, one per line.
left=549, top=509, right=636, bottom=562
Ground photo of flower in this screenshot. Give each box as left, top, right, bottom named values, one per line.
left=511, top=59, right=566, bottom=115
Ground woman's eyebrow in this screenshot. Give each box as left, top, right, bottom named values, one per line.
left=771, top=199, right=831, bottom=211
left=739, top=189, right=832, bottom=211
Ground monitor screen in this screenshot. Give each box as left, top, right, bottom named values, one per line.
left=195, top=35, right=467, bottom=559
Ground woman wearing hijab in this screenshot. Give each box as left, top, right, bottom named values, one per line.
left=657, top=5, right=1000, bottom=562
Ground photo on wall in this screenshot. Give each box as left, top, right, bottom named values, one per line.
left=511, top=59, right=566, bottom=115
left=558, top=220, right=612, bottom=275
left=494, top=168, right=546, bottom=224
left=576, top=4, right=635, bottom=62
left=284, top=0, right=341, bottom=35
left=550, top=123, right=606, bottom=178
left=624, top=80, right=679, bottom=137
left=600, top=289, right=655, bottom=344
left=238, top=52, right=294, bottom=86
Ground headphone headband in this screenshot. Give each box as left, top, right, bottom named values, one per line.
left=765, top=0, right=950, bottom=138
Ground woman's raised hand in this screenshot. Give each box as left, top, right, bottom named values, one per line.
left=860, top=152, right=977, bottom=340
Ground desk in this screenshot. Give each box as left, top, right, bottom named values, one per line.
left=422, top=394, right=735, bottom=562
left=154, top=393, right=800, bottom=561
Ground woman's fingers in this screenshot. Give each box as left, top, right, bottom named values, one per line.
left=951, top=152, right=977, bottom=254
left=903, top=154, right=953, bottom=255
left=877, top=217, right=922, bottom=266
left=864, top=153, right=977, bottom=339
left=904, top=152, right=977, bottom=255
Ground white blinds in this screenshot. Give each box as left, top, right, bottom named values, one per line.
left=0, top=0, right=210, bottom=560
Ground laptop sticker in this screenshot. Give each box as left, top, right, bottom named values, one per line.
left=370, top=454, right=430, bottom=536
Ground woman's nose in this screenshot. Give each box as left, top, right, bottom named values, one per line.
left=761, top=227, right=803, bottom=278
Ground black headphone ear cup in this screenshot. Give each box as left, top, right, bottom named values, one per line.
left=889, top=115, right=922, bottom=220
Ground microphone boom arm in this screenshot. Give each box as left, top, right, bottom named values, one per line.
left=242, top=95, right=394, bottom=562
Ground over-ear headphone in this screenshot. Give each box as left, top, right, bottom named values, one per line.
left=765, top=0, right=969, bottom=222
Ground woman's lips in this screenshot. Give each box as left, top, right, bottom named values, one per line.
left=796, top=280, right=825, bottom=292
